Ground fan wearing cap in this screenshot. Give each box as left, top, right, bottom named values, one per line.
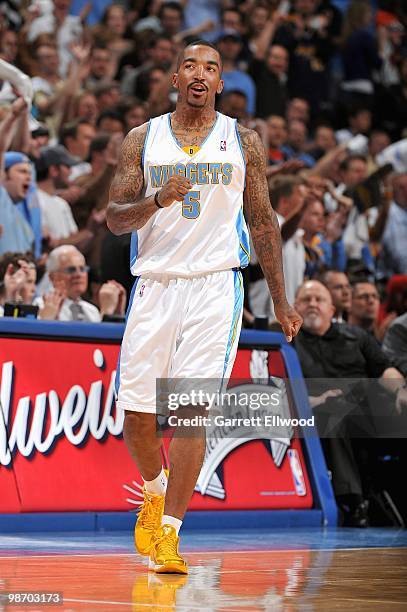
left=3, top=151, right=44, bottom=259
left=0, top=97, right=44, bottom=257
left=35, top=145, right=95, bottom=249
left=0, top=150, right=35, bottom=256
left=216, top=30, right=256, bottom=116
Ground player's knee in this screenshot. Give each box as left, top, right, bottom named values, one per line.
left=123, top=411, right=157, bottom=444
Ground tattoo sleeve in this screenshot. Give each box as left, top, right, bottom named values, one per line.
left=107, top=123, right=157, bottom=234
left=238, top=124, right=288, bottom=308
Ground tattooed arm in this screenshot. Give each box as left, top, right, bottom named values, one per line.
left=238, top=124, right=302, bottom=341
left=107, top=124, right=155, bottom=234
left=239, top=125, right=286, bottom=306
left=107, top=123, right=193, bottom=235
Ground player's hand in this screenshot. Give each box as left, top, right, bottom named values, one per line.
left=156, top=176, right=192, bottom=207
left=274, top=303, right=303, bottom=343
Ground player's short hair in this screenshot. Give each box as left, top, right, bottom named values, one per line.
left=176, top=40, right=223, bottom=73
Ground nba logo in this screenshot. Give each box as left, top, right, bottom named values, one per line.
left=139, top=284, right=146, bottom=297
left=220, top=140, right=226, bottom=151
left=288, top=449, right=306, bottom=496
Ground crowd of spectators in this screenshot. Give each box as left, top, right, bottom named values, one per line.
left=0, top=0, right=406, bottom=526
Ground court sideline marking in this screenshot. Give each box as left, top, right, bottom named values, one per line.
left=0, top=546, right=405, bottom=559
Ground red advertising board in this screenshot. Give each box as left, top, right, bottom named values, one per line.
left=0, top=336, right=313, bottom=513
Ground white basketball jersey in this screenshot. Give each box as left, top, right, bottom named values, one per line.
left=130, top=112, right=249, bottom=277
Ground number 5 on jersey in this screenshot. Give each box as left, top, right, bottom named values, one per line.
left=182, top=191, right=200, bottom=219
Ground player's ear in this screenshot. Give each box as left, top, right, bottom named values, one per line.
left=172, top=72, right=179, bottom=90
left=216, top=79, right=224, bottom=95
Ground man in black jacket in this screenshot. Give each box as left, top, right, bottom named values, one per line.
left=294, top=280, right=407, bottom=525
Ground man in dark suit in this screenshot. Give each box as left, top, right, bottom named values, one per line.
left=294, top=280, right=407, bottom=525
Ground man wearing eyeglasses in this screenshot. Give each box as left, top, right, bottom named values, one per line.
left=348, top=281, right=393, bottom=343
left=36, top=245, right=126, bottom=321
left=319, top=270, right=352, bottom=323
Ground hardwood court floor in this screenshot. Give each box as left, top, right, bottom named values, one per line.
left=0, top=529, right=406, bottom=610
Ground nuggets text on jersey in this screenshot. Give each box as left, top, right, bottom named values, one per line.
left=149, top=163, right=233, bottom=187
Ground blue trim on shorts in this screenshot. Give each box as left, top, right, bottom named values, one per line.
left=114, top=276, right=140, bottom=399
left=222, top=270, right=244, bottom=376
left=130, top=231, right=138, bottom=269
left=235, top=207, right=250, bottom=268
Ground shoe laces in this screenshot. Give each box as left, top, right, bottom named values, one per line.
left=139, top=493, right=163, bottom=531
left=156, top=527, right=178, bottom=558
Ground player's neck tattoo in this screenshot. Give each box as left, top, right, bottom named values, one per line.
left=172, top=104, right=217, bottom=129
left=170, top=107, right=218, bottom=148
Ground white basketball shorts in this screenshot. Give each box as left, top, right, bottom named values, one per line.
left=115, top=270, right=243, bottom=414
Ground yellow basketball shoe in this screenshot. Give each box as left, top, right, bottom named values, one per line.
left=149, top=525, right=188, bottom=575
left=134, top=470, right=168, bottom=556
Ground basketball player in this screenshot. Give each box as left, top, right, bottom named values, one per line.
left=107, top=41, right=302, bottom=574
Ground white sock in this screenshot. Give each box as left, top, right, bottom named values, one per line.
left=143, top=467, right=167, bottom=496
left=162, top=515, right=182, bottom=535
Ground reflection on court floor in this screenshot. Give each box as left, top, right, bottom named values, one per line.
left=0, top=529, right=406, bottom=610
